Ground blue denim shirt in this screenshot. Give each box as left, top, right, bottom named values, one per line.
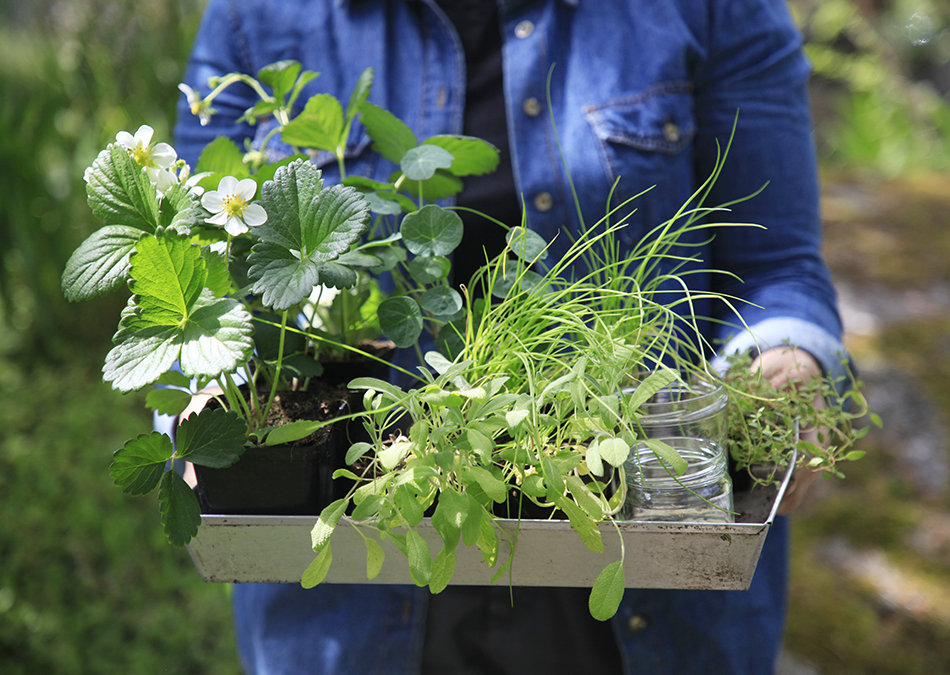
left=176, top=0, right=840, bottom=672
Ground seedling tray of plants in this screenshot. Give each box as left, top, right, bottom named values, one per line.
left=185, top=460, right=792, bottom=591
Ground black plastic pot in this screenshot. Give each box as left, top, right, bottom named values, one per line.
left=193, top=424, right=347, bottom=516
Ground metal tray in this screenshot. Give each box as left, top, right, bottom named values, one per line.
left=186, top=459, right=792, bottom=591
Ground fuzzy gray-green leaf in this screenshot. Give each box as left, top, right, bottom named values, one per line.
left=589, top=561, right=625, bottom=621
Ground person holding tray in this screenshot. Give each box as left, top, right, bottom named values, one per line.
left=174, top=0, right=841, bottom=672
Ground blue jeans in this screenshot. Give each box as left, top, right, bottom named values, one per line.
left=232, top=516, right=789, bottom=675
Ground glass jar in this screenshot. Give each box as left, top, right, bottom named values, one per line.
left=621, top=377, right=728, bottom=447
left=623, top=436, right=734, bottom=523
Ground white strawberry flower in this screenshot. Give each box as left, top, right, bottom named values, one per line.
left=178, top=83, right=216, bottom=126
left=115, top=125, right=178, bottom=191
left=201, top=176, right=267, bottom=236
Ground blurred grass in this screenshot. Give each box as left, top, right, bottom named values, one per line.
left=0, top=344, right=242, bottom=674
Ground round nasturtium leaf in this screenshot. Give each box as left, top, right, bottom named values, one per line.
left=420, top=286, right=462, bottom=317
left=401, top=144, right=454, bottom=181
left=408, top=255, right=451, bottom=284
left=506, top=226, right=549, bottom=262
left=401, top=205, right=463, bottom=257
left=378, top=296, right=424, bottom=348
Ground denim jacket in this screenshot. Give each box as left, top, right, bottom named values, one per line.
left=176, top=1, right=841, bottom=673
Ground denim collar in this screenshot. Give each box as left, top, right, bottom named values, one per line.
left=335, top=0, right=580, bottom=9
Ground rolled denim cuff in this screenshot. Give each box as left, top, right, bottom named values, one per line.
left=710, top=317, right=850, bottom=384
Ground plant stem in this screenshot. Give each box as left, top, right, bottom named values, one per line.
left=262, top=309, right=290, bottom=424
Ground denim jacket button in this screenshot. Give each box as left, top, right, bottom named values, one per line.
left=663, top=121, right=681, bottom=144
left=522, top=97, right=541, bottom=117
left=515, top=20, right=534, bottom=38
left=628, top=614, right=649, bottom=633
left=533, top=192, right=553, bottom=212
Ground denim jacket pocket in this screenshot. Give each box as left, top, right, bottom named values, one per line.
left=583, top=82, right=697, bottom=245
left=584, top=82, right=696, bottom=156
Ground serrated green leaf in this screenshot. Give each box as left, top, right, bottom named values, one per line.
left=85, top=144, right=160, bottom=232
left=344, top=67, right=373, bottom=128
left=311, top=498, right=349, bottom=552
left=280, top=353, right=325, bottom=379
left=248, top=162, right=371, bottom=309
left=104, top=288, right=254, bottom=391
left=145, top=387, right=192, bottom=416
left=156, top=370, right=191, bottom=387
left=159, top=470, right=202, bottom=547
left=301, top=545, right=333, bottom=588
left=378, top=296, right=423, bottom=348
left=176, top=408, right=247, bottom=467
left=408, top=256, right=451, bottom=284
left=195, top=136, right=247, bottom=177
left=400, top=205, right=463, bottom=257
left=422, top=135, right=499, bottom=176
left=110, top=432, right=174, bottom=495
left=589, top=561, right=625, bottom=621
left=401, top=145, right=454, bottom=181
left=201, top=246, right=232, bottom=297
left=61, top=225, right=143, bottom=301
left=364, top=536, right=385, bottom=579
left=358, top=100, right=418, bottom=164
left=128, top=234, right=206, bottom=323
left=406, top=529, right=432, bottom=587
left=281, top=93, right=344, bottom=152
left=257, top=60, right=302, bottom=102
left=420, top=286, right=462, bottom=317
left=599, top=437, right=631, bottom=468
left=505, top=226, right=549, bottom=262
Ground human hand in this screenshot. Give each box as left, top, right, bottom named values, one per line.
left=749, top=347, right=824, bottom=515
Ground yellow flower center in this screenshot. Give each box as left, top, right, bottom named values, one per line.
left=223, top=194, right=249, bottom=217
left=131, top=145, right=156, bottom=169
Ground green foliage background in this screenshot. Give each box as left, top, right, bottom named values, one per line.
left=1, top=0, right=949, bottom=673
